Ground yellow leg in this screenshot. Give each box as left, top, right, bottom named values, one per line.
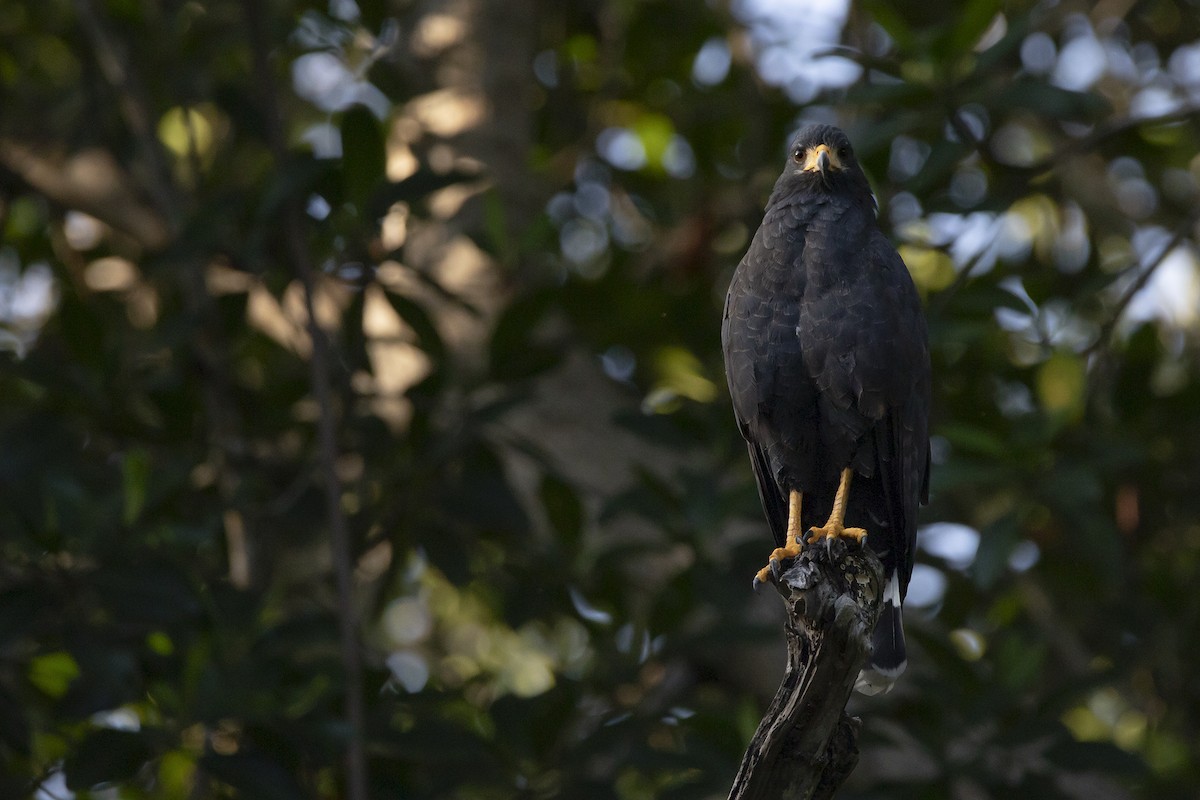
left=754, top=490, right=803, bottom=586
left=806, top=467, right=867, bottom=544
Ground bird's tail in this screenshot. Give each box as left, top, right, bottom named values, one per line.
left=855, top=570, right=907, bottom=695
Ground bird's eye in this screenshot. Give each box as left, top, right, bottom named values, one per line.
left=838, top=147, right=849, bottom=159
left=792, top=148, right=804, bottom=163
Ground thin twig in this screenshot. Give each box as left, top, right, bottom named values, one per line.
left=927, top=247, right=990, bottom=319
left=72, top=0, right=181, bottom=223
left=947, top=103, right=1200, bottom=177
left=1024, top=105, right=1200, bottom=175
left=23, top=761, right=65, bottom=800
left=242, top=5, right=370, bottom=800
left=182, top=102, right=206, bottom=189
left=942, top=104, right=1200, bottom=355
left=1085, top=214, right=1198, bottom=356
left=73, top=0, right=249, bottom=587
left=945, top=109, right=1002, bottom=172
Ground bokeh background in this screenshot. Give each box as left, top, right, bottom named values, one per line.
left=3, top=0, right=1200, bottom=798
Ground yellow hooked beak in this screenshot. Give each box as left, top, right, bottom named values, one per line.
left=801, top=143, right=842, bottom=177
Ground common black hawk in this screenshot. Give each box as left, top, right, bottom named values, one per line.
left=721, top=124, right=931, bottom=694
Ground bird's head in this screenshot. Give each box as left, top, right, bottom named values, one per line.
left=779, top=124, right=871, bottom=197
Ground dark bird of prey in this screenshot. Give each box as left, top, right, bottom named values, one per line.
left=721, top=124, right=931, bottom=694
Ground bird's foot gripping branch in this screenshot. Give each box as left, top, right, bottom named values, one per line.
left=729, top=537, right=884, bottom=800
left=754, top=490, right=806, bottom=588
left=805, top=468, right=868, bottom=546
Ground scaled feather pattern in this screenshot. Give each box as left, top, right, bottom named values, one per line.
left=721, top=124, right=931, bottom=694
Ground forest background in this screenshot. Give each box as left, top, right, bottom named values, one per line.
left=3, top=0, right=1200, bottom=798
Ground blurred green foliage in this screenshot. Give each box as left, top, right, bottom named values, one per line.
left=2, top=0, right=1200, bottom=798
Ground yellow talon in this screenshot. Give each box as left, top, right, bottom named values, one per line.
left=805, top=467, right=868, bottom=544
left=755, top=542, right=803, bottom=584
left=806, top=522, right=868, bottom=544
left=754, top=490, right=803, bottom=585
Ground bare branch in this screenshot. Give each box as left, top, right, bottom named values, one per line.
left=728, top=539, right=884, bottom=800
left=1085, top=213, right=1198, bottom=356
left=0, top=141, right=170, bottom=250
left=948, top=104, right=1200, bottom=177
left=72, top=0, right=181, bottom=222
left=1024, top=105, right=1200, bottom=175
left=242, top=5, right=370, bottom=799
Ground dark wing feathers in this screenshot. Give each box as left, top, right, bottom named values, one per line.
left=749, top=442, right=787, bottom=546
left=723, top=126, right=929, bottom=693
left=724, top=181, right=930, bottom=596
left=722, top=215, right=804, bottom=549
left=868, top=230, right=931, bottom=592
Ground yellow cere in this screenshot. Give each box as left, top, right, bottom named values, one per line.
left=802, top=143, right=843, bottom=173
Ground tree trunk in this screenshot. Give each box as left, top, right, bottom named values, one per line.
left=728, top=538, right=884, bottom=800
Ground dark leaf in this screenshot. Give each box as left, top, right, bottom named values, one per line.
left=971, top=512, right=1020, bottom=589
left=993, top=80, right=1111, bottom=121
left=1046, top=739, right=1146, bottom=775
left=0, top=686, right=30, bottom=755
left=367, top=168, right=479, bottom=219
left=381, top=289, right=445, bottom=366
left=258, top=155, right=332, bottom=221
left=945, top=0, right=1001, bottom=55
left=340, top=106, right=386, bottom=212
left=488, top=290, right=562, bottom=381
left=200, top=752, right=309, bottom=800
left=539, top=473, right=583, bottom=548
left=93, top=560, right=201, bottom=625
left=64, top=728, right=153, bottom=790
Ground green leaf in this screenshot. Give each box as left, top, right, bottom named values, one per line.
left=995, top=633, right=1046, bottom=692
left=1037, top=351, right=1086, bottom=421
left=860, top=0, right=916, bottom=51
left=121, top=448, right=150, bottom=525
left=28, top=651, right=80, bottom=698
left=482, top=188, right=512, bottom=261
left=945, top=0, right=1001, bottom=54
